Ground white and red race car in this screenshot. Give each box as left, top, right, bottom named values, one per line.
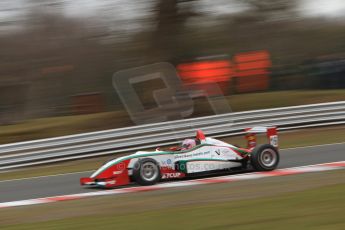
left=80, top=127, right=279, bottom=188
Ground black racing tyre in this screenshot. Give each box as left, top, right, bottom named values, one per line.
left=250, top=144, right=279, bottom=171
left=132, top=158, right=161, bottom=186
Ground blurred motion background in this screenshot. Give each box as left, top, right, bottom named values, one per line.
left=0, top=0, right=345, bottom=143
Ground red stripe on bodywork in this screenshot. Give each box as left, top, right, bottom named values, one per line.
left=231, top=147, right=248, bottom=158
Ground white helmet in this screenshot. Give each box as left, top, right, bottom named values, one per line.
left=181, top=139, right=196, bottom=150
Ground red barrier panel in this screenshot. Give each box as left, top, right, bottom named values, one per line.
left=233, top=50, right=271, bottom=93
left=177, top=50, right=272, bottom=94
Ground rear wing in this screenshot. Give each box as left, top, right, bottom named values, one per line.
left=245, top=126, right=278, bottom=149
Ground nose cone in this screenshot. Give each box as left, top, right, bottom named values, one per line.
left=80, top=177, right=95, bottom=185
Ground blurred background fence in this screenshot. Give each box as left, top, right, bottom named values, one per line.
left=0, top=0, right=344, bottom=141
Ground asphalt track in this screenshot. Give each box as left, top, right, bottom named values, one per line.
left=0, top=143, right=344, bottom=203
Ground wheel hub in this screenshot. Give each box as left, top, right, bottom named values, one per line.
left=260, top=149, right=277, bottom=167
left=141, top=162, right=159, bottom=181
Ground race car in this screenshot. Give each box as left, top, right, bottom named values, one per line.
left=80, top=127, right=279, bottom=188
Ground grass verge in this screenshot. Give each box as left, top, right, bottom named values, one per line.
left=0, top=170, right=344, bottom=229
left=0, top=90, right=344, bottom=144
left=0, top=125, right=344, bottom=181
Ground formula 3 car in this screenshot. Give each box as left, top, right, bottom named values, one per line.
left=80, top=127, right=279, bottom=188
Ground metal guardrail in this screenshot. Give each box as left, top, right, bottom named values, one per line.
left=0, top=101, right=344, bottom=170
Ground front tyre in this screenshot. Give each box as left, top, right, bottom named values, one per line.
left=132, top=158, right=161, bottom=186
left=250, top=144, right=279, bottom=171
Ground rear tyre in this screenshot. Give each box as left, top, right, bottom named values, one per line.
left=250, top=144, right=279, bottom=171
left=132, top=158, right=161, bottom=186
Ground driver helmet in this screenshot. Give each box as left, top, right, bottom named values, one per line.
left=181, top=139, right=196, bottom=150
